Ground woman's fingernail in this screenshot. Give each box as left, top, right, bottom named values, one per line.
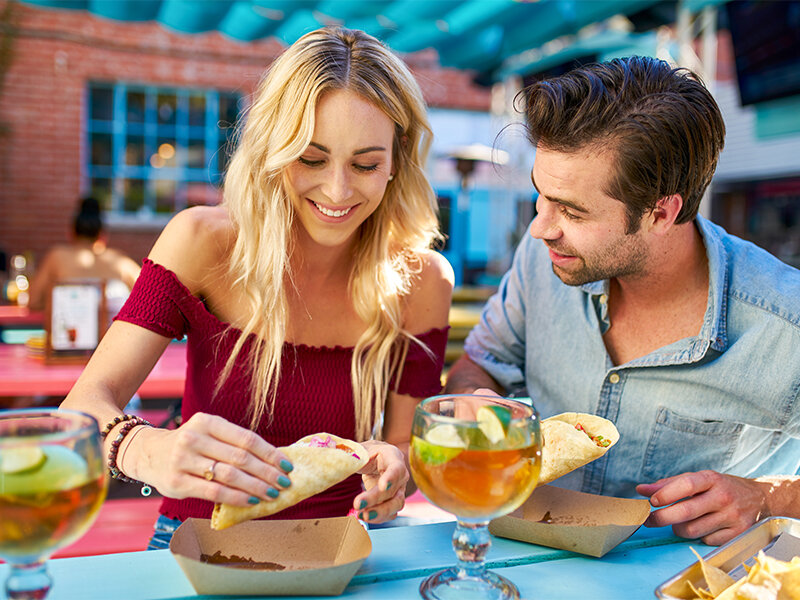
left=359, top=500, right=367, bottom=510
left=358, top=512, right=365, bottom=520
left=280, top=459, right=294, bottom=473
left=278, top=475, right=291, bottom=488
left=248, top=496, right=260, bottom=505
left=386, top=481, right=392, bottom=490
left=368, top=510, right=377, bottom=520
left=267, top=487, right=280, bottom=499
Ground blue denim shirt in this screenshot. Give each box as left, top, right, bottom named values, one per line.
left=464, top=216, right=800, bottom=497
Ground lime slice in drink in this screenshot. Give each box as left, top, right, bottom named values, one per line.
left=414, top=424, right=467, bottom=465
left=0, top=445, right=89, bottom=495
left=477, top=405, right=512, bottom=444
left=0, top=446, right=47, bottom=474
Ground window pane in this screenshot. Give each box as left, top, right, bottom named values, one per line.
left=123, top=179, right=145, bottom=212
left=154, top=180, right=176, bottom=213
left=154, top=138, right=177, bottom=168
left=90, top=133, right=113, bottom=166
left=188, top=138, right=206, bottom=169
left=157, top=93, right=177, bottom=125
left=125, top=135, right=146, bottom=166
left=90, top=87, right=113, bottom=121
left=90, top=178, right=112, bottom=209
left=127, top=90, right=145, bottom=123
left=189, top=94, right=206, bottom=126
left=219, top=93, right=240, bottom=127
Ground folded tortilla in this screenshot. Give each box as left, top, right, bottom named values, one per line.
left=211, top=433, right=369, bottom=530
left=538, top=412, right=619, bottom=485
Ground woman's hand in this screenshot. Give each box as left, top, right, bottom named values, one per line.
left=124, top=412, right=294, bottom=508
left=352, top=440, right=409, bottom=524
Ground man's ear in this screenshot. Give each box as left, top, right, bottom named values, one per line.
left=647, top=194, right=683, bottom=234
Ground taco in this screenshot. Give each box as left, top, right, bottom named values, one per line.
left=539, top=412, right=619, bottom=485
left=211, top=433, right=368, bottom=530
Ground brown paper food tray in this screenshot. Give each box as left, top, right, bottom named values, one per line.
left=170, top=516, right=371, bottom=596
left=654, top=517, right=800, bottom=599
left=489, top=485, right=651, bottom=557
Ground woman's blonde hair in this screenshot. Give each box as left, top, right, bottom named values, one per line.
left=221, top=27, right=441, bottom=440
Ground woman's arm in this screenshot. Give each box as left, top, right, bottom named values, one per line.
left=62, top=207, right=293, bottom=509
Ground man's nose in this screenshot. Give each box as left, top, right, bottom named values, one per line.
left=529, top=199, right=560, bottom=240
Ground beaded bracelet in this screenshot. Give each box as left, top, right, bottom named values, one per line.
left=100, top=414, right=139, bottom=441
left=106, top=416, right=154, bottom=496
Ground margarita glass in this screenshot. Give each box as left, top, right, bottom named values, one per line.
left=410, top=394, right=541, bottom=600
left=0, top=409, right=108, bottom=599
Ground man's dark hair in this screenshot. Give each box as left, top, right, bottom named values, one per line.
left=523, top=56, right=725, bottom=231
left=73, top=196, right=103, bottom=239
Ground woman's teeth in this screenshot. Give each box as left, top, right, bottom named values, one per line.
left=313, top=202, right=352, bottom=218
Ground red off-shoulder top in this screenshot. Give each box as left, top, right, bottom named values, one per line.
left=115, top=258, right=447, bottom=521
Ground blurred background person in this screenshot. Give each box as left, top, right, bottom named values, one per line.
left=28, top=196, right=141, bottom=315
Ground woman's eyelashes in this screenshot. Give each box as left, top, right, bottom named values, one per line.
left=297, top=156, right=380, bottom=172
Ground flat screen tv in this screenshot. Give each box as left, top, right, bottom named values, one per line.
left=725, top=0, right=800, bottom=106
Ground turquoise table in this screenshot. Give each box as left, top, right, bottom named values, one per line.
left=1, top=522, right=708, bottom=599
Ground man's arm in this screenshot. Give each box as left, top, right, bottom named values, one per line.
left=444, top=354, right=506, bottom=395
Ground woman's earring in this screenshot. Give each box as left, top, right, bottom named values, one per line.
left=387, top=174, right=394, bottom=181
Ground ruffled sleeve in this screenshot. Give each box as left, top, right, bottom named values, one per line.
left=114, top=258, right=192, bottom=339
left=392, top=327, right=449, bottom=398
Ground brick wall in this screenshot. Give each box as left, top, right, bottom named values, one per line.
left=0, top=1, right=491, bottom=268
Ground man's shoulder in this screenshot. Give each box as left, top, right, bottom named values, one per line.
left=709, top=220, right=800, bottom=328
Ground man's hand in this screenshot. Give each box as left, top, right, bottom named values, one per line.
left=443, top=355, right=505, bottom=395
left=636, top=471, right=770, bottom=545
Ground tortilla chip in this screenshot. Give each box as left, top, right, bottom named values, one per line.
left=211, top=433, right=368, bottom=530
left=691, top=546, right=737, bottom=596
left=538, top=412, right=619, bottom=485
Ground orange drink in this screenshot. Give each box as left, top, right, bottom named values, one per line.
left=410, top=436, right=539, bottom=520
left=409, top=394, right=541, bottom=600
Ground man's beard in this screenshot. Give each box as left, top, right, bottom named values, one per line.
left=548, top=232, right=648, bottom=286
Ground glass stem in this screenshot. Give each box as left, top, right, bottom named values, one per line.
left=6, top=561, right=52, bottom=600
left=452, top=519, right=491, bottom=579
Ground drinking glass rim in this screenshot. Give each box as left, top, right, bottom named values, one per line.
left=0, top=407, right=100, bottom=445
left=415, top=393, right=538, bottom=426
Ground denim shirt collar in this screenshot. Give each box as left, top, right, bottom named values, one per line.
left=578, top=215, right=729, bottom=367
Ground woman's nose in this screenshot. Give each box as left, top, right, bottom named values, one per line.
left=322, top=166, right=353, bottom=203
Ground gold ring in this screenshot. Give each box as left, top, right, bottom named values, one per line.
left=203, top=460, right=218, bottom=482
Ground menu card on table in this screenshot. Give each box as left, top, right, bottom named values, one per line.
left=46, top=281, right=107, bottom=362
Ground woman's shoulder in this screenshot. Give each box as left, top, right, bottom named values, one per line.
left=403, top=250, right=454, bottom=333
left=148, top=206, right=234, bottom=295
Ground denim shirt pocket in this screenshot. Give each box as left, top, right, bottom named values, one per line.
left=642, top=406, right=743, bottom=481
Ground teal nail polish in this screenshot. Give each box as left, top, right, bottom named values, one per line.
left=278, top=475, right=291, bottom=488
left=368, top=510, right=377, bottom=520
left=386, top=481, right=392, bottom=490
left=359, top=500, right=367, bottom=510
left=248, top=496, right=260, bottom=505
left=280, top=459, right=294, bottom=473
left=358, top=512, right=365, bottom=521
left=267, top=487, right=279, bottom=499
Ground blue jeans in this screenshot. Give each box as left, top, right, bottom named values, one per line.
left=146, top=514, right=183, bottom=550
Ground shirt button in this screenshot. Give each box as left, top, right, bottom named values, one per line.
left=609, top=373, right=620, bottom=384
left=599, top=294, right=608, bottom=304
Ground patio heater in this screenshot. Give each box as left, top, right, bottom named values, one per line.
left=446, top=144, right=509, bottom=286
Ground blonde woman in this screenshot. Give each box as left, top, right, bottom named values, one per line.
left=62, top=27, right=453, bottom=547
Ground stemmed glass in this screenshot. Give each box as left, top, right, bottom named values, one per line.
left=410, top=394, right=541, bottom=600
left=0, top=409, right=108, bottom=599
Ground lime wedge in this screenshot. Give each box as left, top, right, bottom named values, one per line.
left=425, top=424, right=467, bottom=448
left=0, top=447, right=46, bottom=474
left=414, top=426, right=467, bottom=466
left=477, top=405, right=511, bottom=444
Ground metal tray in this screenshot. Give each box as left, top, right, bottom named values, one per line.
left=654, top=517, right=800, bottom=599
